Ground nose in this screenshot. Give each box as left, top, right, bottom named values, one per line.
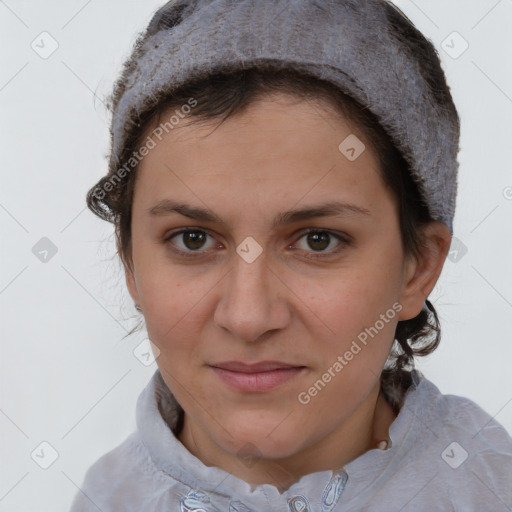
left=213, top=248, right=291, bottom=343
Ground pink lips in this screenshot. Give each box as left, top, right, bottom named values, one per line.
left=209, top=361, right=305, bottom=392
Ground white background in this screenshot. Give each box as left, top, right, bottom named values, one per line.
left=0, top=1, right=511, bottom=510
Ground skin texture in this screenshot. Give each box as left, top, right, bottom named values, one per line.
left=125, top=93, right=451, bottom=487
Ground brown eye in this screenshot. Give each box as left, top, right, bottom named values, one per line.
left=181, top=230, right=207, bottom=250
left=306, top=231, right=331, bottom=251
left=164, top=229, right=217, bottom=255
left=293, top=229, right=351, bottom=258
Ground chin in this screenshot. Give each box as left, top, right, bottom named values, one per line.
left=216, top=417, right=307, bottom=460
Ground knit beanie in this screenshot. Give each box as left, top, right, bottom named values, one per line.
left=107, top=0, right=461, bottom=230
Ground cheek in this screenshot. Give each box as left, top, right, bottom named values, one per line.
left=143, top=286, right=208, bottom=349
left=306, top=283, right=398, bottom=379
left=308, top=264, right=402, bottom=337
left=296, top=271, right=401, bottom=425
left=132, top=247, right=215, bottom=348
left=298, top=248, right=404, bottom=371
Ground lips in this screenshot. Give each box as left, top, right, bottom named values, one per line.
left=210, top=361, right=302, bottom=372
left=209, top=361, right=306, bottom=392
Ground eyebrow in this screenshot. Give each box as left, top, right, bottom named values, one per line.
left=147, top=199, right=371, bottom=228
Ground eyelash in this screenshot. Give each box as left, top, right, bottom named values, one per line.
left=162, top=228, right=352, bottom=260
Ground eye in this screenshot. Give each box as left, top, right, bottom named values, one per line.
left=162, top=227, right=351, bottom=260
left=163, top=228, right=220, bottom=256
left=293, top=229, right=350, bottom=258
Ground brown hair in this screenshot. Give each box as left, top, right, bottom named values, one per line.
left=87, top=1, right=458, bottom=412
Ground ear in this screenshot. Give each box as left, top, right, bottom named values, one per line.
left=397, top=221, right=452, bottom=321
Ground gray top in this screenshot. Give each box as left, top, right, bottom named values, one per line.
left=69, top=369, right=512, bottom=511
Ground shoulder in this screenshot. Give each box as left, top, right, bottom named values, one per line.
left=419, top=375, right=512, bottom=455
left=68, top=432, right=177, bottom=512
left=408, top=373, right=512, bottom=507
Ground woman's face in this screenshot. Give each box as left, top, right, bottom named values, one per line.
left=126, top=93, right=425, bottom=474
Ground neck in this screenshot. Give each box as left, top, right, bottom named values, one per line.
left=177, top=380, right=397, bottom=489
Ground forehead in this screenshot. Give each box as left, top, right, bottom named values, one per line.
left=133, top=93, right=393, bottom=220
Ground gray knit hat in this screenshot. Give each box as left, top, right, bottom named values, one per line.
left=109, top=0, right=460, bottom=230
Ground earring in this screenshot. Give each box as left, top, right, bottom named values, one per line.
left=135, top=304, right=142, bottom=312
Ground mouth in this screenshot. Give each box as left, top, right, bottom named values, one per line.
left=208, top=361, right=306, bottom=392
